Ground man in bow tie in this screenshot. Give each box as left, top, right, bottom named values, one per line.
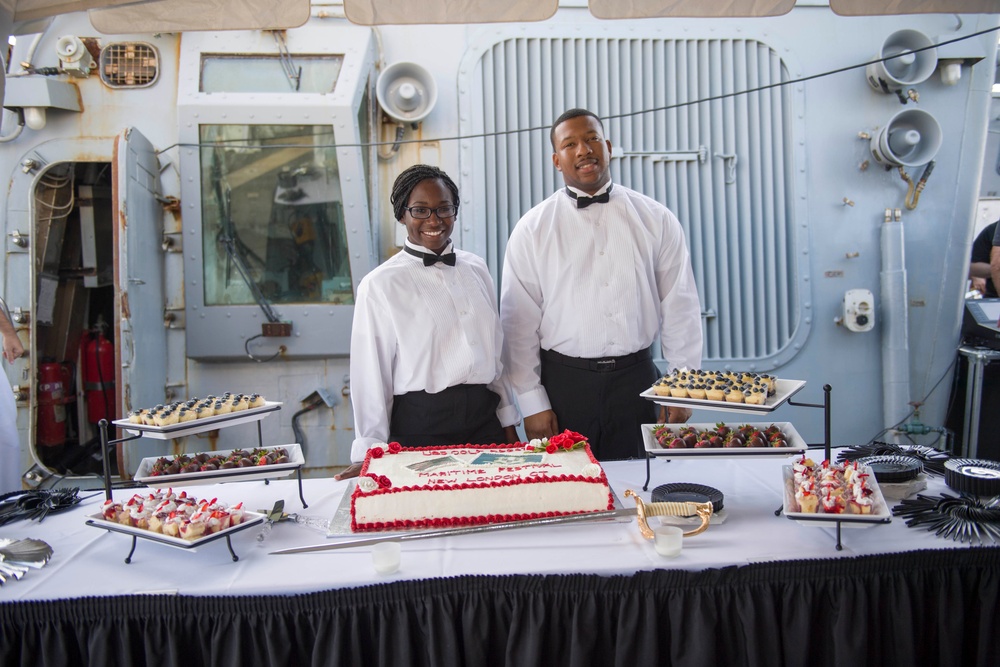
left=500, top=108, right=703, bottom=460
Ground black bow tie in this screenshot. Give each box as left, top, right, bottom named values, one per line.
left=404, top=245, right=457, bottom=267
left=567, top=184, right=612, bottom=209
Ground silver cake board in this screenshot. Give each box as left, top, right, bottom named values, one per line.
left=327, top=480, right=629, bottom=538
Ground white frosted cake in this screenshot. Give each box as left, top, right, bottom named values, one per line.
left=350, top=432, right=613, bottom=531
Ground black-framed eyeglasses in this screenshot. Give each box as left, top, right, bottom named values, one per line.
left=405, top=205, right=458, bottom=220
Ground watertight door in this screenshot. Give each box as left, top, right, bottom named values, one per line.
left=112, top=127, right=167, bottom=473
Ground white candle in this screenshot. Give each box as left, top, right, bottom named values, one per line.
left=653, top=525, right=683, bottom=557
left=372, top=541, right=401, bottom=575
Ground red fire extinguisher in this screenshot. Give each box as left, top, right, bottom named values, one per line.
left=37, top=362, right=71, bottom=446
left=82, top=330, right=116, bottom=424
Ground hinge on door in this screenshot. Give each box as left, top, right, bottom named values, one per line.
left=164, top=307, right=185, bottom=329
left=161, top=233, right=183, bottom=253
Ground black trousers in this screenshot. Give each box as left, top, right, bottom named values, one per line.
left=541, top=349, right=659, bottom=461
left=389, top=384, right=506, bottom=447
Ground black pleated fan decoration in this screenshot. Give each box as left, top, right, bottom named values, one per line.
left=893, top=493, right=1000, bottom=544
left=837, top=441, right=949, bottom=477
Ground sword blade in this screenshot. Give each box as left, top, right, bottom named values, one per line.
left=269, top=507, right=637, bottom=555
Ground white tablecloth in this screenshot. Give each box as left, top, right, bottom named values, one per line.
left=0, top=454, right=967, bottom=602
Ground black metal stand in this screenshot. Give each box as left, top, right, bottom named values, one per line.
left=98, top=419, right=142, bottom=502
left=643, top=384, right=833, bottom=492
left=787, top=383, right=833, bottom=463
left=97, top=411, right=307, bottom=508
left=94, top=407, right=306, bottom=562
left=642, top=455, right=666, bottom=491
left=119, top=530, right=240, bottom=564
left=786, top=385, right=846, bottom=549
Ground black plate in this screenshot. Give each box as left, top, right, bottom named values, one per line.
left=856, top=455, right=922, bottom=483
left=651, top=483, right=724, bottom=512
left=944, top=458, right=1000, bottom=496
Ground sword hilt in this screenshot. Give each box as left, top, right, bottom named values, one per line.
left=623, top=489, right=714, bottom=539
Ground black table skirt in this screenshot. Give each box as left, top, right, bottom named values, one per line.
left=2, top=547, right=997, bottom=667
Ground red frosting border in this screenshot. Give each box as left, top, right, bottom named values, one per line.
left=350, top=442, right=613, bottom=532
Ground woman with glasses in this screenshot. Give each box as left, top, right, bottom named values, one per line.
left=337, top=164, right=519, bottom=479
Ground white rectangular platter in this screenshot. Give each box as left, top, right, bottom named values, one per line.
left=640, top=379, right=806, bottom=414
left=642, top=422, right=808, bottom=457
left=134, top=443, right=304, bottom=487
left=85, top=510, right=266, bottom=549
left=781, top=464, right=892, bottom=526
left=111, top=401, right=282, bottom=440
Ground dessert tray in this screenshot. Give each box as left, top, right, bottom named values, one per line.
left=642, top=422, right=808, bottom=457
left=640, top=379, right=806, bottom=414
left=85, top=510, right=265, bottom=552
left=133, top=444, right=304, bottom=487
left=781, top=464, right=892, bottom=527
left=111, top=401, right=282, bottom=440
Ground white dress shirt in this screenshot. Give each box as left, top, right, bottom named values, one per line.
left=350, top=240, right=519, bottom=462
left=0, top=374, right=20, bottom=494
left=500, top=182, right=703, bottom=418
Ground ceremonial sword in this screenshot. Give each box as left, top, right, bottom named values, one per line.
left=269, top=489, right=713, bottom=555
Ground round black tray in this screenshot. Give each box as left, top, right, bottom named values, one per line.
left=651, top=483, right=724, bottom=513
left=856, top=455, right=922, bottom=484
left=944, top=458, right=1000, bottom=496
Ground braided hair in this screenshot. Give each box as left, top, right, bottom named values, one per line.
left=390, top=164, right=460, bottom=221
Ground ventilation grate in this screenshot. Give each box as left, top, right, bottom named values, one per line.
left=466, top=36, right=800, bottom=363
left=99, top=42, right=159, bottom=88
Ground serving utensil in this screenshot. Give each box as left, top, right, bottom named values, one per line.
left=0, top=488, right=93, bottom=526
left=0, top=538, right=53, bottom=585
left=270, top=489, right=713, bottom=555
left=256, top=499, right=285, bottom=543
left=893, top=493, right=1000, bottom=544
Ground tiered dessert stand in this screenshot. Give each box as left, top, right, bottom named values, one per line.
left=643, top=381, right=891, bottom=549
left=87, top=403, right=306, bottom=562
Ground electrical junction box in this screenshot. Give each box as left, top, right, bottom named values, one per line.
left=262, top=321, right=293, bottom=337
left=843, top=289, right=875, bottom=333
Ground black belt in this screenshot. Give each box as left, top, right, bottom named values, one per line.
left=541, top=348, right=651, bottom=373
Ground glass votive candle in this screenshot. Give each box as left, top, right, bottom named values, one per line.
left=372, top=541, right=401, bottom=575
left=653, top=525, right=683, bottom=557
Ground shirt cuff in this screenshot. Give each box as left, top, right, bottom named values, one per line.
left=350, top=437, right=384, bottom=464
left=516, top=386, right=552, bottom=419
left=496, top=403, right=520, bottom=428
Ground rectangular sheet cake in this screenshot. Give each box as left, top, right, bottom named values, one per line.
left=350, top=439, right=613, bottom=531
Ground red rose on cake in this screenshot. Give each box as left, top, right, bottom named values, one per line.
left=548, top=432, right=573, bottom=449
left=370, top=446, right=384, bottom=459
left=387, top=442, right=402, bottom=454
left=548, top=430, right=587, bottom=450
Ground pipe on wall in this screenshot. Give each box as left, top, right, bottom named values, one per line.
left=880, top=215, right=912, bottom=432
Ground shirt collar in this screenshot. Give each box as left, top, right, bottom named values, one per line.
left=403, top=239, right=455, bottom=257
left=565, top=180, right=613, bottom=200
